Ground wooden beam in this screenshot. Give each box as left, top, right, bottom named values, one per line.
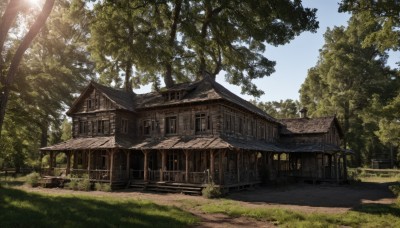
left=219, top=150, right=226, bottom=184
left=109, top=149, right=115, bottom=184
left=143, top=150, right=148, bottom=181
left=184, top=150, right=190, bottom=183
left=126, top=150, right=130, bottom=180
left=161, top=150, right=166, bottom=181
left=236, top=150, right=240, bottom=183
left=87, top=150, right=91, bottom=172
left=49, top=151, right=54, bottom=169
left=210, top=150, right=215, bottom=182
left=66, top=151, right=71, bottom=176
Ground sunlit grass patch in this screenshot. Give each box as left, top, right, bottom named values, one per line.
left=0, top=187, right=198, bottom=227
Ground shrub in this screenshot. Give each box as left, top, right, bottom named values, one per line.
left=25, top=172, right=41, bottom=187
left=94, top=182, right=112, bottom=192
left=77, top=177, right=91, bottom=191
left=202, top=182, right=221, bottom=199
left=65, top=179, right=78, bottom=190
left=94, top=182, right=102, bottom=191
left=389, top=185, right=400, bottom=196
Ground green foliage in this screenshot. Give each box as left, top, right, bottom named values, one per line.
left=0, top=187, right=199, bottom=227
left=389, top=185, right=400, bottom=197
left=197, top=199, right=400, bottom=227
left=77, top=177, right=91, bottom=191
left=202, top=182, right=221, bottom=199
left=253, top=99, right=300, bottom=119
left=89, top=0, right=318, bottom=96
left=94, top=182, right=111, bottom=192
left=25, top=172, right=41, bottom=187
left=299, top=12, right=400, bottom=166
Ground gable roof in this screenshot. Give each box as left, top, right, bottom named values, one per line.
left=134, top=77, right=277, bottom=123
left=279, top=116, right=343, bottom=137
left=67, top=81, right=136, bottom=115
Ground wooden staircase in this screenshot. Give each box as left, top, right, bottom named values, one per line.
left=128, top=181, right=203, bottom=195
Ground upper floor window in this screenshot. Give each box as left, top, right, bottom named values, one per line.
left=195, top=113, right=209, bottom=133
left=121, top=119, right=128, bottom=134
left=165, top=116, right=177, bottom=134
left=143, top=120, right=151, bottom=135
left=97, top=120, right=109, bottom=134
left=87, top=99, right=93, bottom=111
left=79, top=121, right=87, bottom=134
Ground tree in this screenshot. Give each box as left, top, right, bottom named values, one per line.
left=89, top=0, right=318, bottom=96
left=300, top=13, right=397, bottom=166
left=0, top=0, right=93, bottom=170
left=254, top=99, right=300, bottom=119
left=0, top=0, right=55, bottom=139
left=340, top=0, right=400, bottom=52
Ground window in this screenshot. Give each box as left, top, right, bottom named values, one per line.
left=165, top=116, right=177, bottom=134
left=87, top=99, right=92, bottom=110
left=238, top=117, right=243, bottom=134
left=195, top=113, right=209, bottom=133
left=79, top=121, right=87, bottom=134
left=97, top=120, right=109, bottom=134
left=143, top=120, right=151, bottom=135
left=121, top=119, right=128, bottom=134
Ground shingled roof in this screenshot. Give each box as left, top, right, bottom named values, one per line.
left=67, top=81, right=136, bottom=115
left=134, top=77, right=277, bottom=122
left=279, top=116, right=343, bottom=137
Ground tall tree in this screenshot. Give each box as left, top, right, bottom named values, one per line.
left=0, top=0, right=93, bottom=170
left=254, top=99, right=300, bottom=119
left=0, top=0, right=55, bottom=139
left=89, top=0, right=318, bottom=96
left=300, top=13, right=396, bottom=165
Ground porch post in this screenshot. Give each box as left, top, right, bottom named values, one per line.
left=184, top=150, right=190, bottom=183
left=322, top=153, right=325, bottom=179
left=210, top=150, right=215, bottom=182
left=143, top=150, right=148, bottom=181
left=73, top=151, right=78, bottom=169
left=277, top=153, right=281, bottom=177
left=343, top=151, right=348, bottom=181
left=236, top=150, right=240, bottom=183
left=49, top=151, right=54, bottom=169
left=160, top=150, right=166, bottom=181
left=255, top=151, right=259, bottom=180
left=335, top=153, right=339, bottom=183
left=87, top=150, right=91, bottom=178
left=268, top=153, right=273, bottom=180
left=109, top=149, right=115, bottom=184
left=126, top=150, right=130, bottom=180
left=219, top=150, right=226, bottom=184
left=66, top=151, right=71, bottom=176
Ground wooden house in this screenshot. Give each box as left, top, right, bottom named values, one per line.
left=40, top=76, right=348, bottom=193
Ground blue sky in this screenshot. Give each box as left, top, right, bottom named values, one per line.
left=135, top=0, right=399, bottom=102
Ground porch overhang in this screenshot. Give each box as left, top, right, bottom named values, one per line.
left=40, top=136, right=129, bottom=151
left=130, top=136, right=283, bottom=152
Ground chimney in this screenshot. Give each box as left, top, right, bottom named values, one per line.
left=300, top=108, right=308, bottom=118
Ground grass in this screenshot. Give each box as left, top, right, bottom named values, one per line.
left=183, top=198, right=400, bottom=227
left=0, top=187, right=198, bottom=227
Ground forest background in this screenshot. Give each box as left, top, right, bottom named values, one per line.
left=0, top=0, right=399, bottom=171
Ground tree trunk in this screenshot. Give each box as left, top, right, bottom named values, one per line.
left=124, top=61, right=132, bottom=92
left=0, top=0, right=55, bottom=139
left=164, top=0, right=182, bottom=88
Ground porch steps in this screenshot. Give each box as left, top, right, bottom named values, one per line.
left=129, top=181, right=203, bottom=195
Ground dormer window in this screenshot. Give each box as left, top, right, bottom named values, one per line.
left=87, top=99, right=92, bottom=111
left=164, top=91, right=183, bottom=101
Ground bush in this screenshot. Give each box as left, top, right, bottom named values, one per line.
left=389, top=185, right=400, bottom=196
left=202, top=182, right=221, bottom=199
left=25, top=172, right=41, bottom=187
left=65, top=179, right=78, bottom=190
left=77, top=177, right=91, bottom=191
left=94, top=182, right=112, bottom=192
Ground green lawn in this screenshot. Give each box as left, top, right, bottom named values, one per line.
left=193, top=199, right=400, bottom=227
left=0, top=187, right=198, bottom=227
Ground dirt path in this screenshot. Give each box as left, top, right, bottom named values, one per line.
left=17, top=181, right=397, bottom=227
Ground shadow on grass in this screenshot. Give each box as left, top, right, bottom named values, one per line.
left=0, top=187, right=196, bottom=227
left=228, top=182, right=397, bottom=208
left=352, top=203, right=400, bottom=217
